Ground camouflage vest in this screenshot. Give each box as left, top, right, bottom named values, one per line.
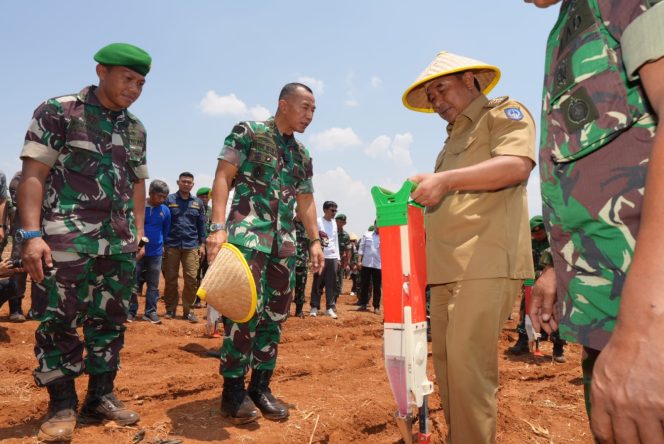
left=540, top=0, right=653, bottom=163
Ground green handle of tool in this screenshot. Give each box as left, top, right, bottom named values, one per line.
left=371, top=180, right=424, bottom=209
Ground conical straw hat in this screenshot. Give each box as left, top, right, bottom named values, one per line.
left=402, top=51, right=501, bottom=113
left=196, top=243, right=257, bottom=323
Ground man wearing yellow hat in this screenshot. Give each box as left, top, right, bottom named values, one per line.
left=404, top=51, right=536, bottom=443
left=17, top=43, right=150, bottom=441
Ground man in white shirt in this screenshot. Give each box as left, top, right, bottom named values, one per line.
left=358, top=224, right=382, bottom=313
left=309, top=201, right=340, bottom=319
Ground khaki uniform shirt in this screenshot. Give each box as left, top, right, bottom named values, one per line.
left=425, top=95, right=536, bottom=284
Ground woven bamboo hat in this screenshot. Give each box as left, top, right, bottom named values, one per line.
left=402, top=51, right=501, bottom=113
left=196, top=243, right=257, bottom=323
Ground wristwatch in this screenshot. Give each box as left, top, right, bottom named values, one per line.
left=15, top=228, right=43, bottom=243
left=209, top=222, right=227, bottom=232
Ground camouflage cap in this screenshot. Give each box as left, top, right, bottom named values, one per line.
left=196, top=187, right=211, bottom=197
left=530, top=215, right=544, bottom=230
left=94, top=43, right=152, bottom=76
left=335, top=213, right=347, bottom=221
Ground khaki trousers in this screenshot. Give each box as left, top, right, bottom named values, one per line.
left=162, top=246, right=200, bottom=316
left=429, top=278, right=521, bottom=444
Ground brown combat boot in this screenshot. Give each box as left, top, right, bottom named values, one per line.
left=78, top=371, right=139, bottom=426
left=220, top=377, right=259, bottom=424
left=248, top=369, right=289, bottom=421
left=38, top=380, right=78, bottom=442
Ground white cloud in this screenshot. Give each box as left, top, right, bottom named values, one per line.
left=297, top=76, right=325, bottom=95
left=527, top=169, right=543, bottom=218
left=308, top=127, right=362, bottom=150
left=365, top=135, right=390, bottom=157
left=199, top=90, right=271, bottom=120
left=313, top=167, right=374, bottom=236
left=365, top=133, right=413, bottom=166
left=370, top=76, right=382, bottom=88
left=391, top=133, right=414, bottom=165
left=345, top=71, right=359, bottom=108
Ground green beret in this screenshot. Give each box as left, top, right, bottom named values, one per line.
left=196, top=187, right=211, bottom=197
left=530, top=215, right=544, bottom=230
left=94, top=43, right=152, bottom=76
left=335, top=213, right=347, bottom=221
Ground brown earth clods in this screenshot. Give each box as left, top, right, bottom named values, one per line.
left=0, top=274, right=593, bottom=444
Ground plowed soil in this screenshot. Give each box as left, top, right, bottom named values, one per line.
left=0, top=272, right=593, bottom=443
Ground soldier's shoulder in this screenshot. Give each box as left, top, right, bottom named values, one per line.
left=34, top=93, right=78, bottom=115
left=125, top=110, right=146, bottom=130
left=294, top=138, right=311, bottom=158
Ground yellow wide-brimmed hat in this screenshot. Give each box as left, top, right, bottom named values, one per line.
left=196, top=243, right=257, bottom=323
left=402, top=51, right=501, bottom=113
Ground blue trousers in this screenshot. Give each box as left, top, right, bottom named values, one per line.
left=129, top=255, right=163, bottom=316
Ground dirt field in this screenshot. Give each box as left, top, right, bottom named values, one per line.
left=0, top=272, right=594, bottom=444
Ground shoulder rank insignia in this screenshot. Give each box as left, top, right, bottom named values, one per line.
left=485, top=96, right=509, bottom=108
left=504, top=107, right=524, bottom=121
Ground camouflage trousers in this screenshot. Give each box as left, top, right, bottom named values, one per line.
left=220, top=244, right=295, bottom=378
left=541, top=124, right=651, bottom=350
left=293, top=264, right=308, bottom=308
left=581, top=346, right=600, bottom=419
left=335, top=262, right=344, bottom=300
left=31, top=251, right=134, bottom=387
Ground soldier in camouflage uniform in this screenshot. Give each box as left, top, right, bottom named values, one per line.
left=207, top=83, right=323, bottom=424
left=8, top=171, right=28, bottom=322
left=0, top=170, right=7, bottom=253
left=527, top=0, right=664, bottom=440
left=18, top=43, right=150, bottom=442
left=293, top=214, right=309, bottom=318
left=334, top=213, right=351, bottom=302
left=508, top=216, right=566, bottom=362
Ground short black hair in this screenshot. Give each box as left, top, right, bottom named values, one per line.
left=179, top=172, right=194, bottom=180
left=323, top=200, right=337, bottom=210
left=279, top=82, right=313, bottom=101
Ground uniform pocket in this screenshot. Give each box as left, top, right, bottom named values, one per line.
left=546, top=22, right=634, bottom=163
left=246, top=145, right=278, bottom=184
left=61, top=144, right=102, bottom=177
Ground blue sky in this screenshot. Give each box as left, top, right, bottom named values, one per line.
left=1, top=1, right=559, bottom=236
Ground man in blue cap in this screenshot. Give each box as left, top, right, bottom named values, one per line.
left=18, top=42, right=151, bottom=442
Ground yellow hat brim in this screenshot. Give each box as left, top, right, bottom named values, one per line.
left=402, top=51, right=501, bottom=113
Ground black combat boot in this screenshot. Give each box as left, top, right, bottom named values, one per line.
left=294, top=304, right=305, bottom=318
left=507, top=332, right=530, bottom=355
left=78, top=371, right=139, bottom=425
left=220, top=377, right=259, bottom=424
left=38, top=379, right=78, bottom=442
left=248, top=369, right=289, bottom=421
left=552, top=332, right=567, bottom=363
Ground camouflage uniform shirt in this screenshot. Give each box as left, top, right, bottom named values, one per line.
left=21, top=85, right=148, bottom=256
left=219, top=117, right=314, bottom=257
left=0, top=171, right=6, bottom=201
left=540, top=0, right=662, bottom=350
left=337, top=229, right=351, bottom=264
